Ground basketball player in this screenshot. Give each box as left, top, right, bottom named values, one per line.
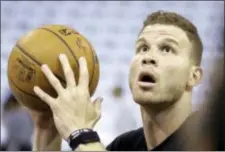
left=30, top=11, right=208, bottom=150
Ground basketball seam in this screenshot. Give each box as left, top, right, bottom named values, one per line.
left=86, top=42, right=95, bottom=88
left=9, top=76, right=40, bottom=100
left=15, top=44, right=66, bottom=85
left=16, top=44, right=42, bottom=65
left=39, top=27, right=94, bottom=87
left=39, top=28, right=79, bottom=71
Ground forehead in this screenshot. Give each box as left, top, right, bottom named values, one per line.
left=138, top=24, right=191, bottom=45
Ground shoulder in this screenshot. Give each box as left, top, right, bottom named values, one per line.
left=106, top=127, right=147, bottom=151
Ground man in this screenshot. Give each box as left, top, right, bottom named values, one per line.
left=30, top=11, right=207, bottom=151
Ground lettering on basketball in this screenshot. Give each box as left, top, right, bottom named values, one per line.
left=16, top=57, right=36, bottom=83
left=58, top=28, right=80, bottom=36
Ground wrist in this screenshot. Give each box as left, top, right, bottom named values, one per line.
left=67, top=128, right=100, bottom=150
left=63, top=126, right=93, bottom=140
left=33, top=125, right=61, bottom=151
left=76, top=142, right=105, bottom=151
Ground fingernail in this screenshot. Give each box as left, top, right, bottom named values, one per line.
left=41, top=64, right=47, bottom=70
left=59, top=54, right=63, bottom=59
left=79, top=57, right=85, bottom=62
left=59, top=54, right=66, bottom=59
left=33, top=86, right=38, bottom=92
left=99, top=97, right=103, bottom=103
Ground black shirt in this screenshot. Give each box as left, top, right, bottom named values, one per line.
left=106, top=113, right=211, bottom=151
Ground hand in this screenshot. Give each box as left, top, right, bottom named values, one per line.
left=33, top=54, right=102, bottom=140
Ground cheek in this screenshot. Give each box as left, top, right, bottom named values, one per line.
left=129, top=58, right=139, bottom=85
left=161, top=58, right=190, bottom=82
left=164, top=56, right=186, bottom=68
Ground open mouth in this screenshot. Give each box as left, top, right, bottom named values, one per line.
left=139, top=72, right=156, bottom=83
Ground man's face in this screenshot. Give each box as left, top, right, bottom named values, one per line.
left=129, top=24, right=193, bottom=105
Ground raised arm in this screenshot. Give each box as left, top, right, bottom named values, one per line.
left=30, top=110, right=62, bottom=151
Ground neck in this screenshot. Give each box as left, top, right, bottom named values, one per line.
left=140, top=92, right=192, bottom=150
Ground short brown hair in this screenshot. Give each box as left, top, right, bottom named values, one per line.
left=141, top=11, right=203, bottom=65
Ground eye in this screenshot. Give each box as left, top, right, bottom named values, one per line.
left=137, top=45, right=149, bottom=53
left=160, top=45, right=173, bottom=53
left=142, top=46, right=148, bottom=52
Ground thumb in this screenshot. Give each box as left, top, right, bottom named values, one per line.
left=93, top=97, right=103, bottom=111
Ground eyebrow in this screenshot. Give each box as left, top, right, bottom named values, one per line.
left=163, top=38, right=179, bottom=46
left=136, top=37, right=148, bottom=45
left=136, top=37, right=179, bottom=47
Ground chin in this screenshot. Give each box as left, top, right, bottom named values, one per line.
left=131, top=88, right=165, bottom=105
left=132, top=86, right=179, bottom=107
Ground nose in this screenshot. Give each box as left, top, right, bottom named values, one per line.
left=141, top=57, right=157, bottom=66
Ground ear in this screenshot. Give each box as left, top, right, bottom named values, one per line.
left=187, top=66, right=203, bottom=90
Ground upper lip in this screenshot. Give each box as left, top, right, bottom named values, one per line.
left=138, top=71, right=157, bottom=83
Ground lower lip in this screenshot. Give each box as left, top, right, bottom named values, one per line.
left=138, top=81, right=156, bottom=89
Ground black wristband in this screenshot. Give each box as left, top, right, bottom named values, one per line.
left=68, top=129, right=100, bottom=150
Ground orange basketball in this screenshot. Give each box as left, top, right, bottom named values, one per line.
left=7, top=24, right=100, bottom=112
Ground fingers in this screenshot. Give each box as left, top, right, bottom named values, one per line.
left=33, top=86, right=55, bottom=107
left=41, top=64, right=64, bottom=94
left=93, top=97, right=103, bottom=111
left=59, top=54, right=76, bottom=87
left=78, top=57, right=89, bottom=88
left=91, top=97, right=103, bottom=127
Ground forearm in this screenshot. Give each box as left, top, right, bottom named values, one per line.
left=75, top=142, right=106, bottom=151
left=32, top=125, right=61, bottom=151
